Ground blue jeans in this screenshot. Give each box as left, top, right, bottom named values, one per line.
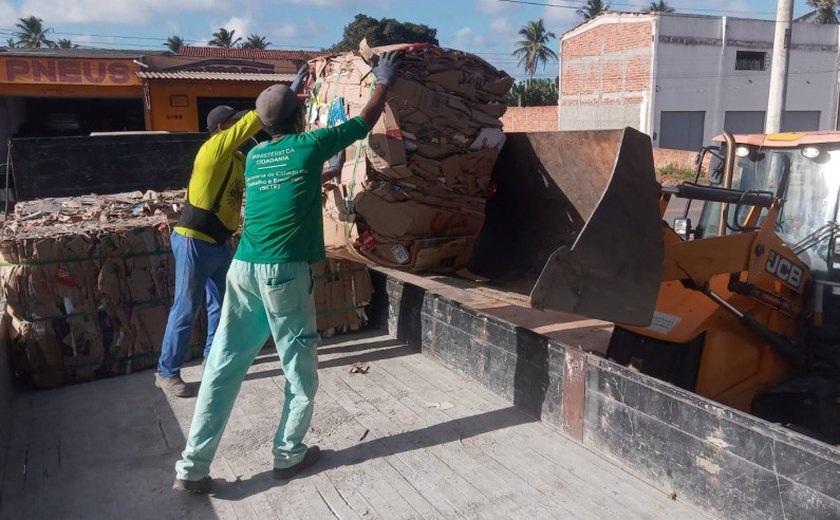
left=157, top=230, right=232, bottom=377
left=175, top=260, right=320, bottom=480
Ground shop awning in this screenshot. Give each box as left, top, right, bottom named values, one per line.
left=136, top=71, right=296, bottom=81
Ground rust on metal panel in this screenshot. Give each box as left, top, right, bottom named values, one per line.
left=562, top=347, right=588, bottom=441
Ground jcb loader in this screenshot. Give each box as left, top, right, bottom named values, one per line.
left=530, top=129, right=840, bottom=443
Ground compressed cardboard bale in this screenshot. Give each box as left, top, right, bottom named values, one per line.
left=311, top=258, right=374, bottom=337
left=0, top=190, right=196, bottom=388
left=309, top=40, right=512, bottom=273
left=1, top=190, right=377, bottom=388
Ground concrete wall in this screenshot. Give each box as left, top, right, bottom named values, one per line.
left=369, top=270, right=840, bottom=519
left=559, top=15, right=654, bottom=132
left=653, top=15, right=840, bottom=146
left=500, top=106, right=558, bottom=132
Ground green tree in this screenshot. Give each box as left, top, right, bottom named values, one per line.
left=505, top=78, right=559, bottom=107
left=56, top=38, right=78, bottom=48
left=14, top=16, right=55, bottom=48
left=331, top=13, right=438, bottom=52
left=512, top=19, right=558, bottom=80
left=165, top=35, right=185, bottom=53
left=806, top=0, right=839, bottom=23
left=642, top=1, right=675, bottom=13
left=241, top=34, right=271, bottom=49
left=577, top=0, right=611, bottom=20
left=5, top=38, right=17, bottom=48
left=209, top=28, right=242, bottom=48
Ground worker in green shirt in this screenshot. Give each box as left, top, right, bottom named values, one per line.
left=172, top=51, right=403, bottom=493
left=156, top=67, right=309, bottom=398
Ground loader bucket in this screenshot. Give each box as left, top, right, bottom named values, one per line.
left=470, top=128, right=663, bottom=326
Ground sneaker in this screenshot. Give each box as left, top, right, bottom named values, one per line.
left=273, top=446, right=321, bottom=480
left=172, top=475, right=212, bottom=494
left=155, top=373, right=194, bottom=398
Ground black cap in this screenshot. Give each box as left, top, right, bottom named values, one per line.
left=206, top=105, right=237, bottom=131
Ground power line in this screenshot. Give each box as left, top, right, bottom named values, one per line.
left=496, top=0, right=779, bottom=17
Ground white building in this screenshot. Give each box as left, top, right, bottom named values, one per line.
left=559, top=12, right=840, bottom=150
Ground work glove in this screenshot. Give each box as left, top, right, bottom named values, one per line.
left=289, top=62, right=310, bottom=93
left=372, top=51, right=403, bottom=88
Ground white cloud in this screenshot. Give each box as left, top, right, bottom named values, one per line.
left=451, top=26, right=488, bottom=50
left=165, top=20, right=180, bottom=34
left=219, top=15, right=251, bottom=38
left=489, top=17, right=514, bottom=37
left=20, top=0, right=223, bottom=25
left=277, top=0, right=389, bottom=8
left=475, top=0, right=508, bottom=14
left=271, top=22, right=297, bottom=40
left=541, top=5, right=580, bottom=34
left=0, top=2, right=17, bottom=26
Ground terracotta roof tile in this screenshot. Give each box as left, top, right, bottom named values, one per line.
left=177, top=46, right=330, bottom=61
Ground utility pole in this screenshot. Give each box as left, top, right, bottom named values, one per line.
left=765, top=0, right=794, bottom=133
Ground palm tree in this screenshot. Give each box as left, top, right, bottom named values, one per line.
left=512, top=19, right=559, bottom=81
left=241, top=34, right=271, bottom=49
left=209, top=28, right=242, bottom=48
left=56, top=38, right=78, bottom=48
left=806, top=0, right=839, bottom=24
left=5, top=38, right=17, bottom=48
left=14, top=16, right=55, bottom=48
left=577, top=0, right=611, bottom=20
left=643, top=1, right=675, bottom=13
left=165, top=35, right=185, bottom=53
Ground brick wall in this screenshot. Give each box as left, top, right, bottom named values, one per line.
left=560, top=19, right=653, bottom=130
left=561, top=21, right=653, bottom=100
left=501, top=106, right=558, bottom=132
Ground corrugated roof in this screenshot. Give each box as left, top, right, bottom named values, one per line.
left=136, top=71, right=295, bottom=81
left=178, top=46, right=330, bottom=61
left=0, top=48, right=166, bottom=59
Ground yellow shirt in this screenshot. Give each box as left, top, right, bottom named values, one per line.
left=175, top=110, right=262, bottom=243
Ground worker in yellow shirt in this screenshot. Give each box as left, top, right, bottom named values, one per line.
left=155, top=67, right=307, bottom=398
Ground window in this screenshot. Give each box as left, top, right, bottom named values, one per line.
left=736, top=51, right=767, bottom=71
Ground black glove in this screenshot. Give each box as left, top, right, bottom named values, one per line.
left=290, top=62, right=310, bottom=93
left=372, top=51, right=403, bottom=88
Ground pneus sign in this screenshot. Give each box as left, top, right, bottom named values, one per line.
left=0, top=58, right=140, bottom=86
left=765, top=250, right=804, bottom=291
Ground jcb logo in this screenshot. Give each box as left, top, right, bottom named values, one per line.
left=765, top=250, right=803, bottom=290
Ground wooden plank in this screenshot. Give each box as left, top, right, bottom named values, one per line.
left=387, top=352, right=706, bottom=518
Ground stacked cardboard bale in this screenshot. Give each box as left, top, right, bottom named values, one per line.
left=311, top=41, right=513, bottom=272
left=1, top=191, right=374, bottom=388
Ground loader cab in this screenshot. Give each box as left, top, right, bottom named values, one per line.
left=694, top=134, right=840, bottom=282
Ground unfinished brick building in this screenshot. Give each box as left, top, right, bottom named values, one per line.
left=559, top=12, right=840, bottom=150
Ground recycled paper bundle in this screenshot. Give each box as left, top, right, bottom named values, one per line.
left=309, top=41, right=513, bottom=272
left=1, top=191, right=374, bottom=388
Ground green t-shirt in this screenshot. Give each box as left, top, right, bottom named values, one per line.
left=235, top=116, right=369, bottom=263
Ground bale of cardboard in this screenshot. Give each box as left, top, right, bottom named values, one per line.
left=309, top=41, right=513, bottom=273
left=1, top=190, right=373, bottom=388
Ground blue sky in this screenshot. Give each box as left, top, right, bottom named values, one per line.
left=0, top=0, right=807, bottom=80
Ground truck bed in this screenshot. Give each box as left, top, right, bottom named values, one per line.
left=0, top=331, right=709, bottom=520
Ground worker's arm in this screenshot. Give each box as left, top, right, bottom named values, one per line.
left=359, top=85, right=389, bottom=131
left=307, top=51, right=404, bottom=162
left=205, top=110, right=262, bottom=160
left=360, top=51, right=402, bottom=130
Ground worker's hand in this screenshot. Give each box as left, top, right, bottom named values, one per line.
left=289, top=63, right=310, bottom=93
left=372, top=51, right=402, bottom=88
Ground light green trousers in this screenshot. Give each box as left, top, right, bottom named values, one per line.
left=175, top=259, right=320, bottom=481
